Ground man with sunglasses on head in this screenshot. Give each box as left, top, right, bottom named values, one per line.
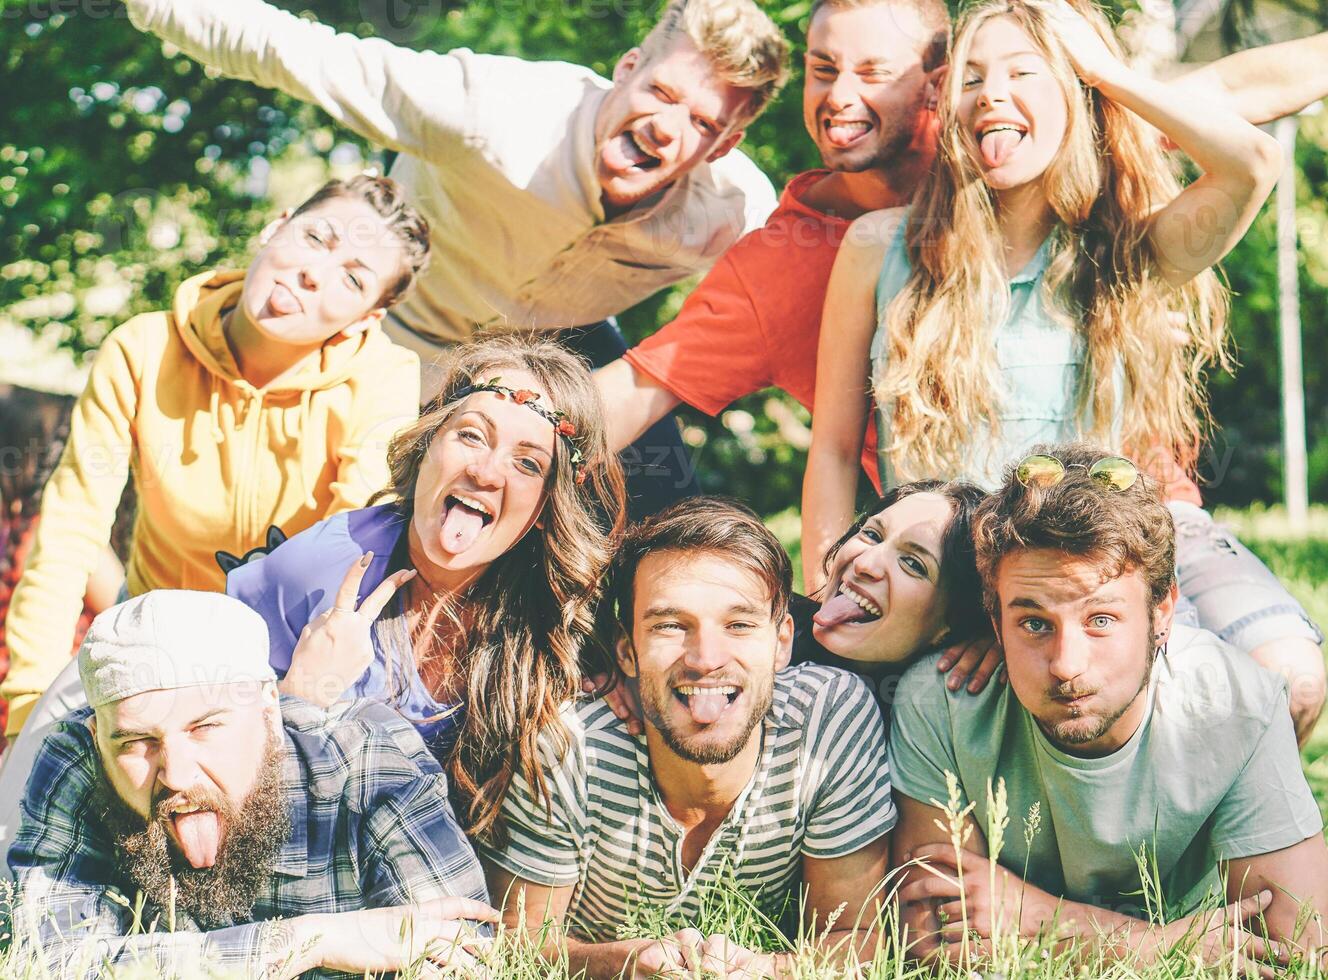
left=889, top=443, right=1327, bottom=969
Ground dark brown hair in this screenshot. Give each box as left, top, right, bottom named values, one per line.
left=290, top=174, right=430, bottom=308
left=809, top=0, right=951, bottom=71
left=824, top=479, right=987, bottom=645
left=973, top=443, right=1176, bottom=617
left=371, top=336, right=626, bottom=842
left=610, top=496, right=792, bottom=634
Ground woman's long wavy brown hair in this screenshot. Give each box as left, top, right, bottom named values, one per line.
left=875, top=0, right=1230, bottom=482
left=373, top=336, right=626, bottom=842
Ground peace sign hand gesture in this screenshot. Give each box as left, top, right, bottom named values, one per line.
left=279, top=552, right=417, bottom=708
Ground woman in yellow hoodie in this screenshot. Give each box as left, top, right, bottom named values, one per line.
left=1, top=175, right=425, bottom=736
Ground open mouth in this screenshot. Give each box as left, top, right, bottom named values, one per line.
left=977, top=123, right=1027, bottom=168
left=266, top=282, right=303, bottom=317
left=439, top=493, right=495, bottom=555
left=824, top=118, right=872, bottom=149
left=618, top=130, right=663, bottom=171
left=674, top=684, right=741, bottom=725
left=812, top=580, right=883, bottom=630
left=163, top=802, right=224, bottom=869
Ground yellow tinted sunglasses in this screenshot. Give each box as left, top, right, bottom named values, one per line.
left=1014, top=453, right=1139, bottom=492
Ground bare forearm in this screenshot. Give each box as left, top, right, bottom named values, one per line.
left=564, top=936, right=662, bottom=979
left=801, top=447, right=859, bottom=591
left=1097, top=65, right=1280, bottom=184
left=1180, top=33, right=1328, bottom=125
left=594, top=359, right=681, bottom=453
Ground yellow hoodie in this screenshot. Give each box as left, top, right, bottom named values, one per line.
left=2, top=270, right=419, bottom=734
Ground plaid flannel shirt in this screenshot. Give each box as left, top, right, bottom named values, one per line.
left=7, top=696, right=488, bottom=978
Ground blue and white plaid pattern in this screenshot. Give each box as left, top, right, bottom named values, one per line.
left=8, top=696, right=488, bottom=977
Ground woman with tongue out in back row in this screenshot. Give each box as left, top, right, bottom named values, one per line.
left=802, top=0, right=1325, bottom=738
left=227, top=336, right=626, bottom=840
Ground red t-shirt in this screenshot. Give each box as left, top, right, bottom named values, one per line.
left=625, top=170, right=1203, bottom=505
left=625, top=170, right=882, bottom=490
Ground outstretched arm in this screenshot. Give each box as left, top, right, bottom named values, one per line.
left=1047, top=0, right=1282, bottom=287
left=1173, top=32, right=1328, bottom=126
left=123, top=0, right=476, bottom=161
left=801, top=209, right=901, bottom=592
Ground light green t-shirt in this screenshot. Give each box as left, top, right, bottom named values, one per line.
left=888, top=625, right=1322, bottom=918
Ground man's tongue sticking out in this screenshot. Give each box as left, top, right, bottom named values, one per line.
left=173, top=810, right=222, bottom=869
left=813, top=591, right=872, bottom=629
left=981, top=129, right=1022, bottom=169
left=440, top=500, right=486, bottom=555
left=684, top=690, right=730, bottom=725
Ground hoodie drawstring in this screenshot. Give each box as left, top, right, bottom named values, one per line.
left=297, top=389, right=317, bottom=509
left=208, top=378, right=224, bottom=445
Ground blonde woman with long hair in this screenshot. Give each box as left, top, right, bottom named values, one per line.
left=804, top=0, right=1324, bottom=737
left=228, top=336, right=626, bottom=841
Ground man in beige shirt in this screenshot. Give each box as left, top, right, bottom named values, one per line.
left=123, top=0, right=788, bottom=514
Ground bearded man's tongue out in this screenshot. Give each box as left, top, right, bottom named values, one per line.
left=173, top=811, right=222, bottom=868
left=440, top=501, right=485, bottom=555
left=684, top=690, right=729, bottom=725
left=813, top=592, right=871, bottom=629
left=981, top=129, right=1023, bottom=168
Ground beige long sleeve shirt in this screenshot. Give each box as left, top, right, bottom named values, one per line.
left=126, top=0, right=778, bottom=344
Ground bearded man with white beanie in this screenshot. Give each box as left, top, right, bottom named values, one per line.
left=7, top=590, right=496, bottom=979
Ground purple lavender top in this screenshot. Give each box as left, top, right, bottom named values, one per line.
left=226, top=503, right=462, bottom=751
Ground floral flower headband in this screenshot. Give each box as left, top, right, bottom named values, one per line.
left=451, top=378, right=586, bottom=480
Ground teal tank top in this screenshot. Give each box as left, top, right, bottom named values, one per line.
left=870, top=217, right=1113, bottom=490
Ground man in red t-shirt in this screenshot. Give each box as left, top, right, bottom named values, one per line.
left=596, top=0, right=1328, bottom=502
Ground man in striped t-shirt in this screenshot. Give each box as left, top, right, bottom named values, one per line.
left=483, top=498, right=896, bottom=978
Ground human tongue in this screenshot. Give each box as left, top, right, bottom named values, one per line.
left=813, top=592, right=870, bottom=629
left=981, top=129, right=1023, bottom=168
left=173, top=811, right=221, bottom=868
left=440, top=502, right=485, bottom=555
left=684, top=690, right=730, bottom=725
left=616, top=132, right=653, bottom=168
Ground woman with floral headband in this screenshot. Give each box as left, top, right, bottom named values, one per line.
left=228, top=336, right=626, bottom=840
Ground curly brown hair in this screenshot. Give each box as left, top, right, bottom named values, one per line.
left=973, top=443, right=1176, bottom=618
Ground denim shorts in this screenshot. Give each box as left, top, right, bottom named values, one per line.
left=1169, top=501, right=1323, bottom=651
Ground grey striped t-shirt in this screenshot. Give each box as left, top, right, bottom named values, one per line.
left=481, top=664, right=897, bottom=942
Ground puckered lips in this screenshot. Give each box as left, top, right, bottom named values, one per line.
left=673, top=680, right=743, bottom=726
left=602, top=128, right=664, bottom=177
left=813, top=578, right=884, bottom=631
left=975, top=117, right=1029, bottom=169
left=439, top=491, right=495, bottom=556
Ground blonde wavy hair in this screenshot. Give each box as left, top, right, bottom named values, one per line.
left=372, top=336, right=626, bottom=841
left=875, top=0, right=1230, bottom=482
left=639, top=0, right=791, bottom=125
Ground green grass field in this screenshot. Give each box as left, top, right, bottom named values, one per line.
left=3, top=507, right=1326, bottom=978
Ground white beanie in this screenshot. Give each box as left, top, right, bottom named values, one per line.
left=78, top=590, right=276, bottom=710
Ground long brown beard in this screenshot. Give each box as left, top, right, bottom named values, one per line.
left=93, top=730, right=291, bottom=930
